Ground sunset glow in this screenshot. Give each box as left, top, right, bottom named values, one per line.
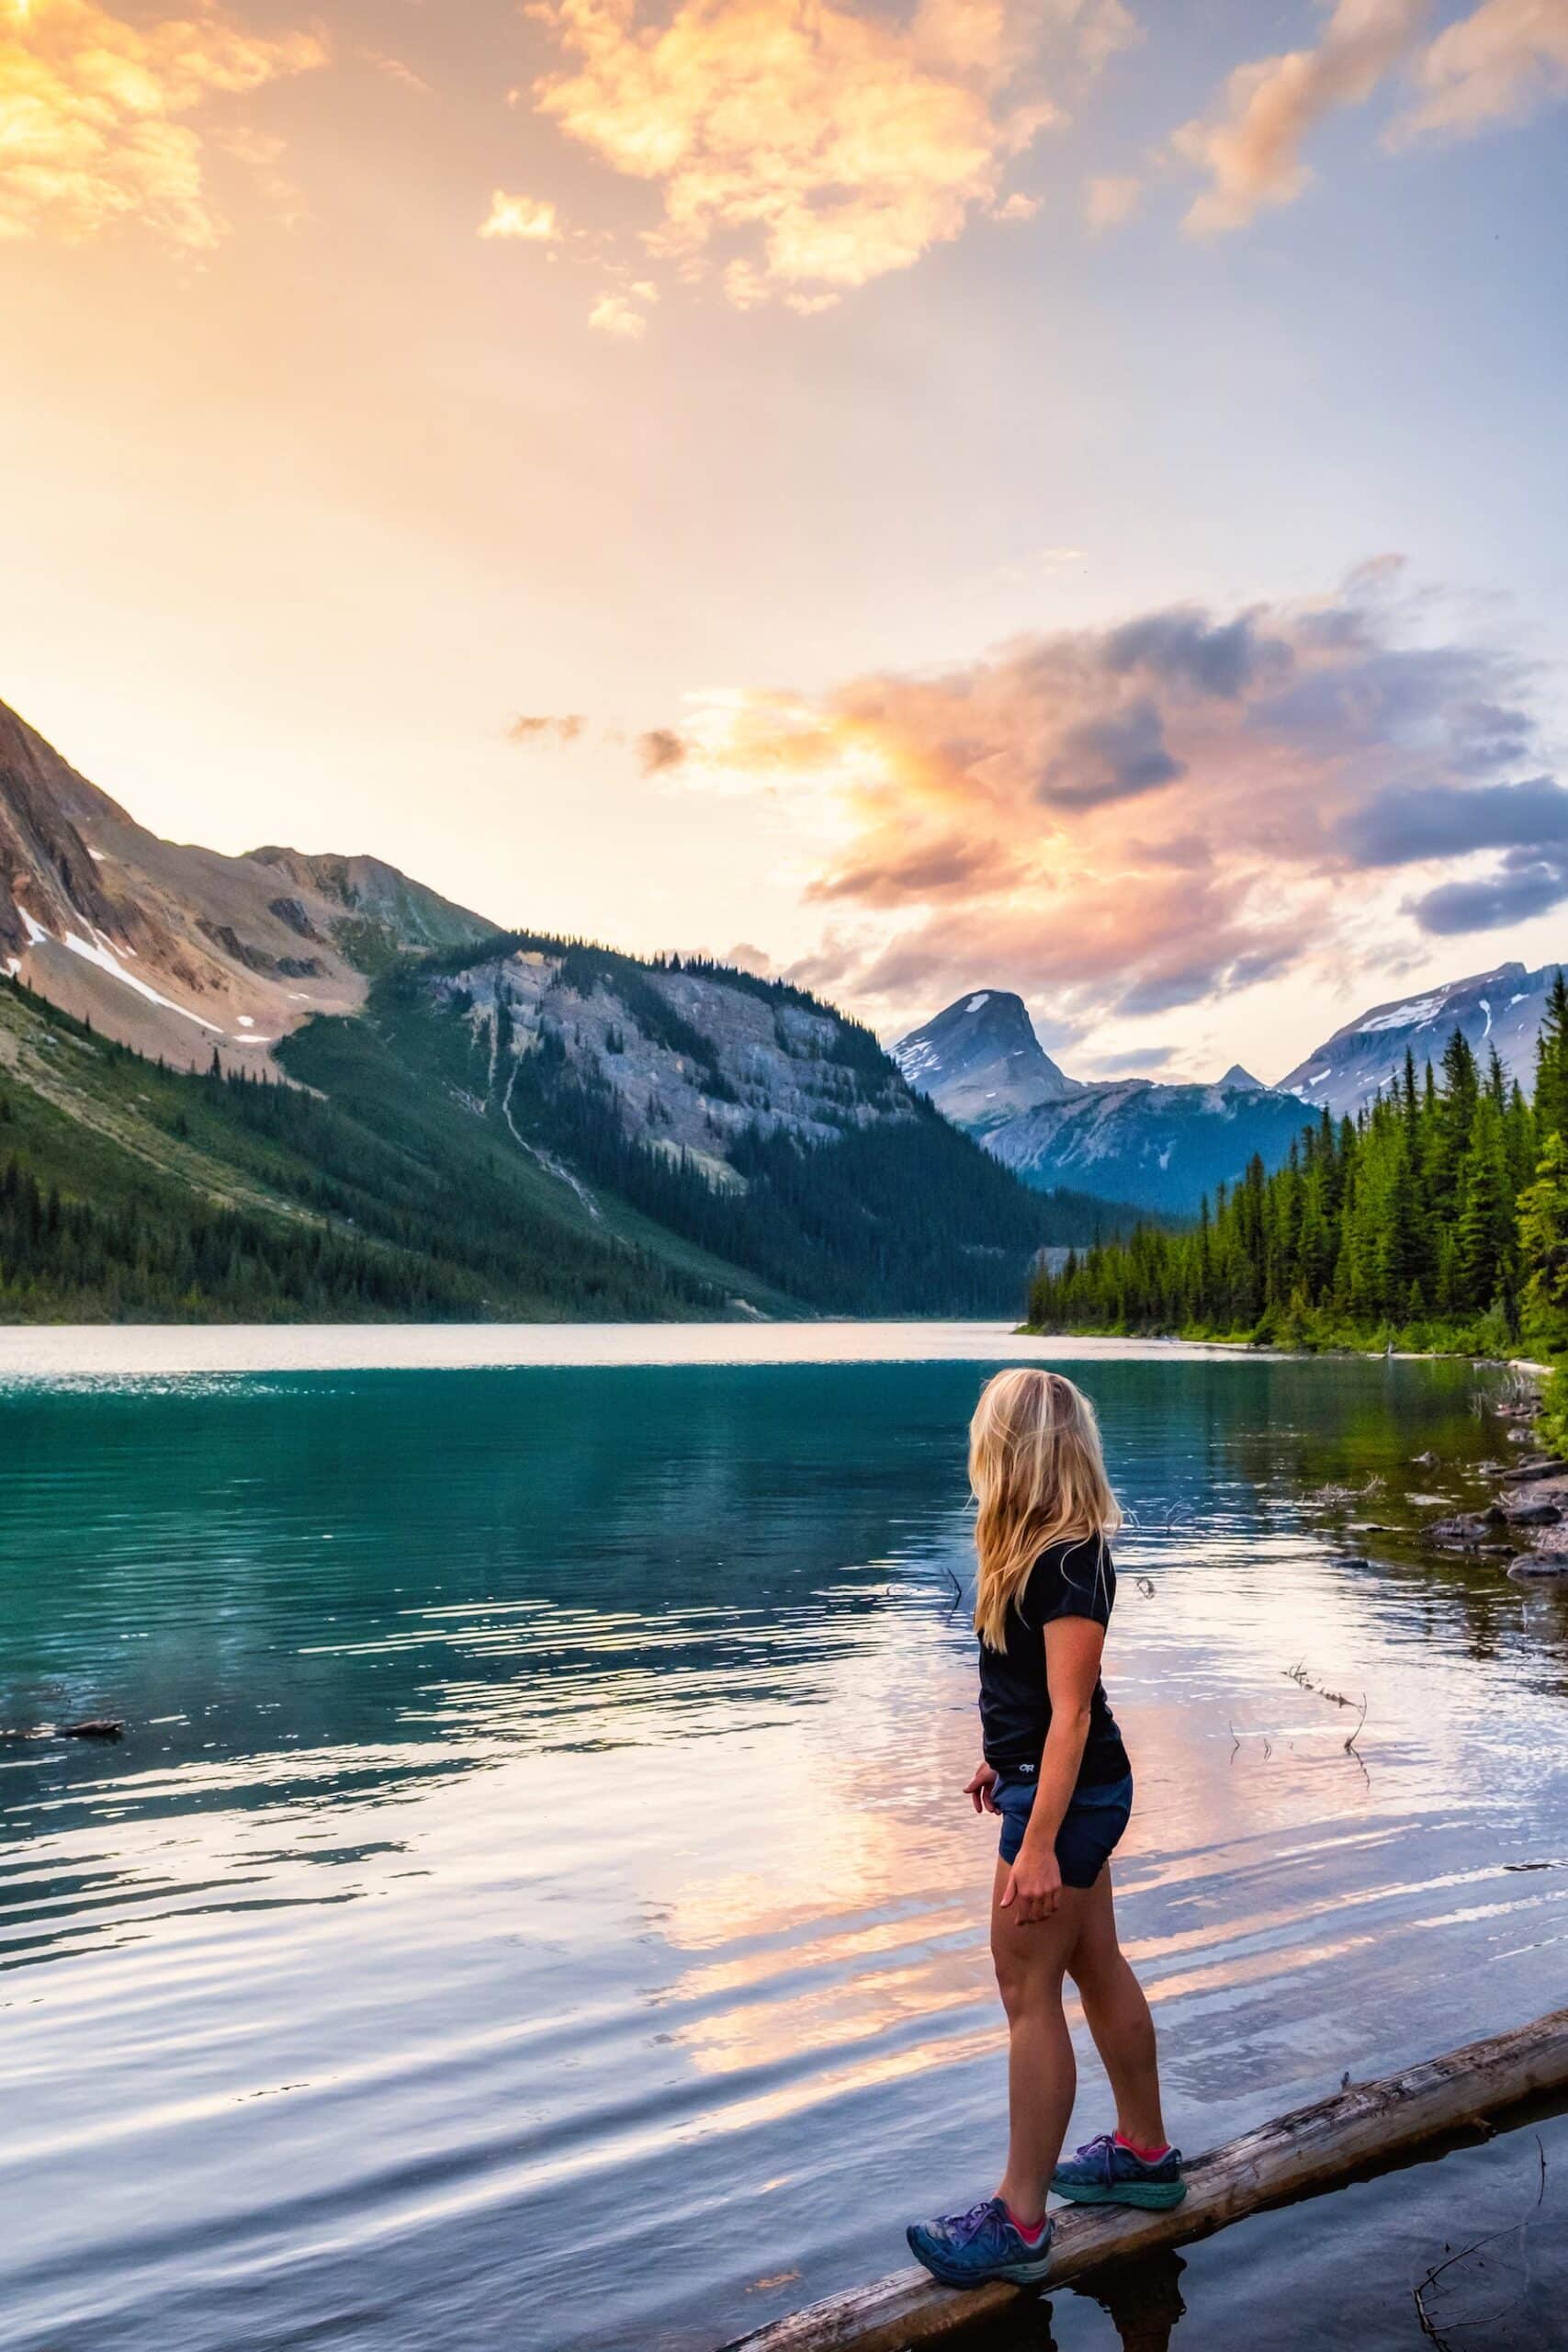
left=3, top=0, right=1565, bottom=1077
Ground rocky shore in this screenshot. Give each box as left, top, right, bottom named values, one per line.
left=1418, top=1382, right=1568, bottom=1580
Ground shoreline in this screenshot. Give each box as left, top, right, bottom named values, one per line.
left=0, top=1320, right=1283, bottom=1381
left=1021, top=1327, right=1555, bottom=1378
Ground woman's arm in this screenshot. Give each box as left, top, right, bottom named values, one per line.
left=1000, top=1615, right=1106, bottom=1926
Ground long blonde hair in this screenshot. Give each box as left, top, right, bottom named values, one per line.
left=970, top=1368, right=1122, bottom=1650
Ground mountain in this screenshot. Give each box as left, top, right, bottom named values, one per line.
left=0, top=697, right=1081, bottom=1321
left=0, top=698, right=494, bottom=1070
left=893, top=990, right=1081, bottom=1134
left=979, top=1079, right=1316, bottom=1217
left=897, top=989, right=1312, bottom=1216
left=1278, top=962, right=1562, bottom=1118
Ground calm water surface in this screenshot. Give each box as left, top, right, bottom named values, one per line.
left=4, top=1329, right=1568, bottom=2352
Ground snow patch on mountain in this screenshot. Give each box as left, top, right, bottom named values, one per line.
left=1279, top=961, right=1562, bottom=1117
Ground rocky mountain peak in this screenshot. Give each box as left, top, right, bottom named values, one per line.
left=0, top=693, right=494, bottom=1070
left=892, top=989, right=1082, bottom=1135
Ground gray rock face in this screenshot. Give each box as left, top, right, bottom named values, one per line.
left=1278, top=962, right=1562, bottom=1119
left=892, top=990, right=1081, bottom=1136
left=444, top=949, right=913, bottom=1191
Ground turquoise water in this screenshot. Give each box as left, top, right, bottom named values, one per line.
left=3, top=1337, right=1567, bottom=2350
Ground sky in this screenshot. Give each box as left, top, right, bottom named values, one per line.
left=3, top=0, right=1567, bottom=1083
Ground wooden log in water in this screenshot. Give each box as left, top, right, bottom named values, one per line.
left=724, top=2006, right=1568, bottom=2352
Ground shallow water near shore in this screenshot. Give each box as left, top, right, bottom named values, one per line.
left=4, top=1329, right=1568, bottom=2351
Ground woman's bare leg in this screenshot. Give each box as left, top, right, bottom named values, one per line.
left=988, top=1858, right=1089, bottom=2223
left=1065, top=1865, right=1167, bottom=2151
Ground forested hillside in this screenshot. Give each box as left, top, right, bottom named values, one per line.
left=0, top=932, right=1098, bottom=1323
left=1030, top=974, right=1568, bottom=1356
left=0, top=974, right=724, bottom=1321
left=279, top=933, right=1065, bottom=1317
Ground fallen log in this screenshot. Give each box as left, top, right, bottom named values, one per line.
left=723, top=2006, right=1568, bottom=2352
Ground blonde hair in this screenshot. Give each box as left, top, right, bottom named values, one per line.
left=970, top=1368, right=1122, bottom=1650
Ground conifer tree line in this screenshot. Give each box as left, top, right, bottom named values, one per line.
left=1029, top=974, right=1568, bottom=1351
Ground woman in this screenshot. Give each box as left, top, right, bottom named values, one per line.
left=907, top=1368, right=1183, bottom=2288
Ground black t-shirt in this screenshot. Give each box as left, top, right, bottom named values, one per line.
left=978, top=1533, right=1130, bottom=1786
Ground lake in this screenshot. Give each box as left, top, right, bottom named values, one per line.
left=4, top=1328, right=1567, bottom=2352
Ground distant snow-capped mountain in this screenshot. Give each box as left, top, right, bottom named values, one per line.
left=981, top=1079, right=1317, bottom=1217
left=1278, top=962, right=1561, bottom=1118
left=895, top=989, right=1308, bottom=1215
left=892, top=989, right=1082, bottom=1135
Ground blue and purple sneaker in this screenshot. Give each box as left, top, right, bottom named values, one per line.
left=906, top=2196, right=1055, bottom=2287
left=1050, top=2132, right=1186, bottom=2210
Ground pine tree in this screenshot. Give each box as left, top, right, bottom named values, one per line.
left=1536, top=971, right=1568, bottom=1142
left=1455, top=1094, right=1515, bottom=1315
left=1519, top=1131, right=1568, bottom=1339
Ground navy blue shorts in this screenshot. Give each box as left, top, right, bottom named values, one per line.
left=992, top=1769, right=1133, bottom=1887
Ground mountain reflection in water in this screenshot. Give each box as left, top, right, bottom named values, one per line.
left=3, top=1347, right=1567, bottom=2351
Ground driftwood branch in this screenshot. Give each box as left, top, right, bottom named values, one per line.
left=721, top=2007, right=1568, bottom=2352
left=1412, top=2134, right=1547, bottom=2347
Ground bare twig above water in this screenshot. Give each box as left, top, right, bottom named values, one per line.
left=1120, top=1499, right=1194, bottom=1533
left=1284, top=1659, right=1368, bottom=1748
left=1412, top=2136, right=1547, bottom=2348
left=1305, top=1475, right=1385, bottom=1510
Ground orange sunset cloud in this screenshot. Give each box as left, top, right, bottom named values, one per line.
left=651, top=568, right=1568, bottom=1032
left=528, top=0, right=1136, bottom=306
left=0, top=0, right=327, bottom=248
left=1177, top=0, right=1568, bottom=233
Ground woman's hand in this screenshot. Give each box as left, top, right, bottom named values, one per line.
left=1000, top=1841, right=1063, bottom=1925
left=964, top=1761, right=999, bottom=1815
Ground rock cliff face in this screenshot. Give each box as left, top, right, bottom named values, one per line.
left=1278, top=963, right=1562, bottom=1118
left=0, top=698, right=493, bottom=1069
left=437, top=943, right=912, bottom=1196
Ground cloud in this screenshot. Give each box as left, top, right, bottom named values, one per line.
left=1339, top=775, right=1568, bottom=865
left=1175, top=0, right=1428, bottom=234
left=651, top=568, right=1567, bottom=1029
left=1083, top=170, right=1140, bottom=227
left=0, top=0, right=327, bottom=248
left=509, top=712, right=585, bottom=743
left=1084, top=1045, right=1177, bottom=1074
left=479, top=189, right=560, bottom=241
left=1040, top=696, right=1185, bottom=806
left=1411, top=853, right=1568, bottom=933
left=637, top=726, right=689, bottom=773
left=528, top=0, right=1136, bottom=307
left=1395, top=0, right=1568, bottom=140
left=1175, top=0, right=1568, bottom=232
left=588, top=290, right=646, bottom=335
